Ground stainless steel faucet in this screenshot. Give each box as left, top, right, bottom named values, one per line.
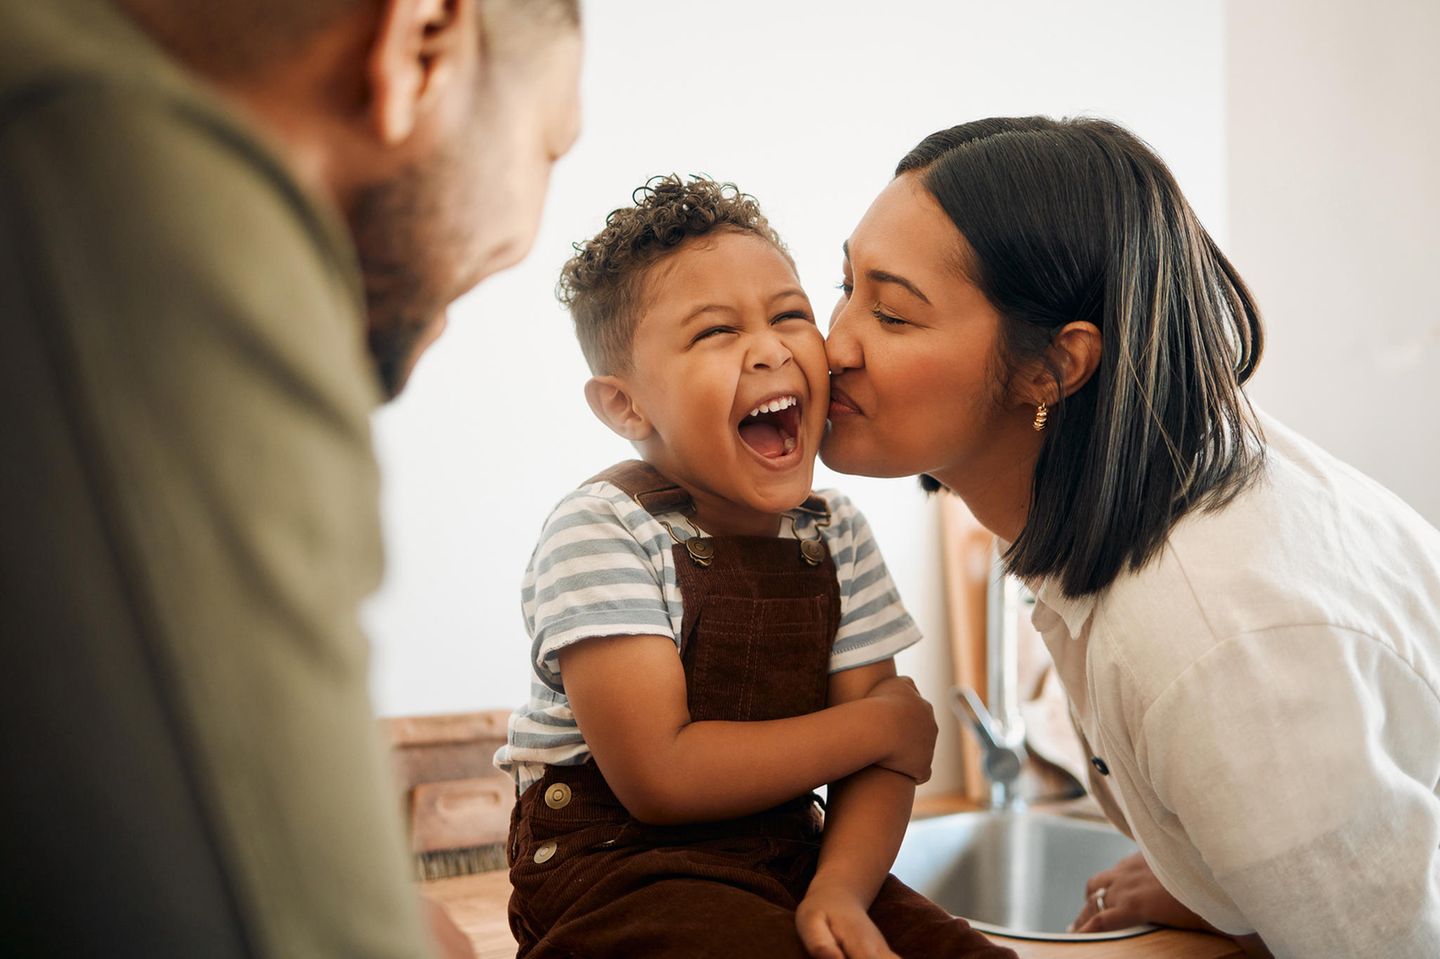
left=951, top=548, right=1027, bottom=808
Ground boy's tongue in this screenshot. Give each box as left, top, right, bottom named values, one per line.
left=738, top=421, right=787, bottom=458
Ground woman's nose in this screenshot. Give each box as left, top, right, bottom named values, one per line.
left=825, top=307, right=862, bottom=374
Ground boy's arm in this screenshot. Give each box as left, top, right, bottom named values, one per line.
left=797, top=658, right=923, bottom=959
left=557, top=635, right=935, bottom=824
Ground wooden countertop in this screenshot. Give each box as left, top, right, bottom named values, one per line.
left=420, top=788, right=1243, bottom=958
left=422, top=869, right=1244, bottom=959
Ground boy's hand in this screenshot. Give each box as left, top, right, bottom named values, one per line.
left=797, top=882, right=899, bottom=959
left=864, top=675, right=938, bottom=784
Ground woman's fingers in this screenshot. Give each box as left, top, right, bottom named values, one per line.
left=1069, top=896, right=1098, bottom=934
left=1072, top=863, right=1118, bottom=931
left=1084, top=865, right=1117, bottom=898
left=1077, top=903, right=1145, bottom=935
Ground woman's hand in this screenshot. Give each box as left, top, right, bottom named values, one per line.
left=863, top=675, right=938, bottom=784
left=1069, top=852, right=1210, bottom=934
left=796, top=882, right=899, bottom=959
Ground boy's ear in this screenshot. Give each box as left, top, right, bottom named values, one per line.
left=584, top=376, right=653, bottom=441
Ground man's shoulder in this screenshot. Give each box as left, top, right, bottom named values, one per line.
left=3, top=0, right=208, bottom=129
left=1, top=1, right=358, bottom=303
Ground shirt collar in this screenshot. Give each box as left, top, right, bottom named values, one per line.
left=1031, top=576, right=1099, bottom=639
left=998, top=538, right=1099, bottom=639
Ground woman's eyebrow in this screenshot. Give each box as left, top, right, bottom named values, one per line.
left=868, top=270, right=931, bottom=305
left=841, top=240, right=931, bottom=305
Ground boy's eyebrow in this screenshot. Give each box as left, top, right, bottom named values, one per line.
left=841, top=240, right=931, bottom=306
left=679, top=303, right=737, bottom=326
left=678, top=288, right=809, bottom=326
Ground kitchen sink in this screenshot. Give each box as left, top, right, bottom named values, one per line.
left=892, top=810, right=1159, bottom=942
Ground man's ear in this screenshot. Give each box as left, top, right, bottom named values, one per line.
left=584, top=376, right=653, bottom=441
left=1020, top=320, right=1102, bottom=406
left=366, top=0, right=471, bottom=145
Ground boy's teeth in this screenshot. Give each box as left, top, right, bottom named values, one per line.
left=783, top=437, right=796, bottom=453
left=744, top=395, right=798, bottom=420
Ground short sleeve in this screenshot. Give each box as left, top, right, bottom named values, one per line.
left=523, top=486, right=676, bottom=691
left=819, top=491, right=923, bottom=672
left=1142, top=626, right=1440, bottom=956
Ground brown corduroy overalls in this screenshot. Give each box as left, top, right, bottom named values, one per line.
left=507, top=461, right=1014, bottom=959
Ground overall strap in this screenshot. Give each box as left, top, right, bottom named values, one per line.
left=582, top=460, right=693, bottom=517
left=583, top=460, right=832, bottom=525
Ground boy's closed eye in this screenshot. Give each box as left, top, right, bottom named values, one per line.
left=689, top=311, right=813, bottom=346
left=691, top=325, right=738, bottom=344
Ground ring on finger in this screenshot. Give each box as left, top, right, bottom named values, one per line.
left=1094, top=887, right=1108, bottom=912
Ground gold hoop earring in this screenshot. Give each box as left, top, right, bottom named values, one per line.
left=1032, top=401, right=1049, bottom=432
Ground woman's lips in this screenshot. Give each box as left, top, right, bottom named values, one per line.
left=828, top=385, right=862, bottom=417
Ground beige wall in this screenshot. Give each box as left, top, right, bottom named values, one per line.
left=1226, top=0, right=1440, bottom=524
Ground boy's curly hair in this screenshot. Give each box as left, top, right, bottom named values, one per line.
left=558, top=174, right=790, bottom=374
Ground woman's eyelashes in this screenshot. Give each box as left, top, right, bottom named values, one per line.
left=871, top=306, right=907, bottom=328
left=836, top=278, right=906, bottom=326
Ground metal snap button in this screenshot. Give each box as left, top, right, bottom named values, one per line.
left=799, top=539, right=827, bottom=566
left=1091, top=756, right=1110, bottom=776
left=533, top=841, right=558, bottom=864
left=685, top=538, right=715, bottom=567
left=544, top=782, right=572, bottom=810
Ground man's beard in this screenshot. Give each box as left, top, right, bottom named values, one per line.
left=348, top=160, right=459, bottom=399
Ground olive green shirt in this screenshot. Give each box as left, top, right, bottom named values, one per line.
left=0, top=1, right=430, bottom=955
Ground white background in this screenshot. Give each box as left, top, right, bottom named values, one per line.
left=364, top=0, right=1438, bottom=797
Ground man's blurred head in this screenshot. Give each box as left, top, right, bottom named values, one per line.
left=121, top=0, right=583, bottom=395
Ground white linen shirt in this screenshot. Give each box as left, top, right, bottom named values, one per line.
left=1031, top=414, right=1440, bottom=959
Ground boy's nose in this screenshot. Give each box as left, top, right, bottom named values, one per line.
left=747, top=331, right=793, bottom=371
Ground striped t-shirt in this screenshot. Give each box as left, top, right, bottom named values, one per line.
left=494, top=476, right=923, bottom=791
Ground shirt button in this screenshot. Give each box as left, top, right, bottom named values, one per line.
left=1091, top=756, right=1110, bottom=776
left=544, top=783, right=573, bottom=810
left=533, top=841, right=558, bottom=864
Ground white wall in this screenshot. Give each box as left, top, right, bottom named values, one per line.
left=364, top=0, right=1226, bottom=796
left=1226, top=0, right=1440, bottom=525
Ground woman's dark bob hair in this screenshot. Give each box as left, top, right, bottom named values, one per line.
left=904, top=117, right=1265, bottom=597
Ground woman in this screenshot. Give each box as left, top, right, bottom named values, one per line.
left=821, top=117, right=1440, bottom=959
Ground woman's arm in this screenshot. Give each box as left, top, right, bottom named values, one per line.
left=795, top=659, right=918, bottom=959
left=1141, top=626, right=1440, bottom=958
left=558, top=635, right=936, bottom=824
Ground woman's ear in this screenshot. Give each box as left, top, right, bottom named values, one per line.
left=1024, top=321, right=1102, bottom=405
left=366, top=0, right=473, bottom=145
left=1052, top=320, right=1103, bottom=399
left=584, top=376, right=653, bottom=441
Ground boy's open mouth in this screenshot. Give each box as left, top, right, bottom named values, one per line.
left=737, top=394, right=802, bottom=459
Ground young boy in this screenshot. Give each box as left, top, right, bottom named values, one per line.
left=495, top=175, right=1013, bottom=959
